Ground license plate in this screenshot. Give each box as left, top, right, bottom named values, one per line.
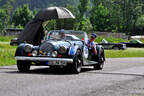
left=47, top=61, right=67, bottom=65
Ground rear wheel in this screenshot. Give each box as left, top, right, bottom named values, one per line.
left=68, top=50, right=82, bottom=74
left=93, top=49, right=105, bottom=70
left=17, top=60, right=31, bottom=72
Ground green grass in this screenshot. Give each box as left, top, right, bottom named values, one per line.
left=0, top=44, right=16, bottom=66
left=105, top=48, right=144, bottom=58
left=0, top=36, right=16, bottom=42
left=0, top=44, right=16, bottom=48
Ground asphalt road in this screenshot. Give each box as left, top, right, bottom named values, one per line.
left=0, top=58, right=144, bottom=96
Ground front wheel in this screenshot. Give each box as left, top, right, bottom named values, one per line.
left=68, top=50, right=82, bottom=74
left=17, top=60, right=31, bottom=72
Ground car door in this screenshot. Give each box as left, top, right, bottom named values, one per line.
left=83, top=32, right=97, bottom=65
left=83, top=32, right=89, bottom=59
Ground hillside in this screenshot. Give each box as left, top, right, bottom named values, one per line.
left=0, top=0, right=79, bottom=10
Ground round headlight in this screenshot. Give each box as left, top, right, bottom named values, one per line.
left=32, top=50, right=38, bottom=56
left=24, top=45, right=32, bottom=52
left=59, top=46, right=67, bottom=54
left=52, top=51, right=58, bottom=57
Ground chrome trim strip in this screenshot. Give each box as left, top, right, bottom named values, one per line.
left=15, top=56, right=73, bottom=63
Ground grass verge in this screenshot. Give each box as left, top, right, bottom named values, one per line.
left=0, top=36, right=16, bottom=42
left=0, top=44, right=16, bottom=66
left=105, top=48, right=144, bottom=58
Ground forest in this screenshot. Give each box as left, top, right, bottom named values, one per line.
left=0, top=0, right=144, bottom=35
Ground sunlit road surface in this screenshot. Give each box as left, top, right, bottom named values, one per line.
left=0, top=58, right=144, bottom=96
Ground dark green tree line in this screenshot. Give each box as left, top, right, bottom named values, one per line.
left=0, top=0, right=144, bottom=35
left=0, top=0, right=15, bottom=35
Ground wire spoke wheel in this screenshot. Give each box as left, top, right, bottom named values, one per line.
left=94, top=49, right=105, bottom=70
left=68, top=50, right=82, bottom=74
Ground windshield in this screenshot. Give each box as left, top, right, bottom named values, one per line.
left=136, top=39, right=143, bottom=43
left=130, top=39, right=143, bottom=43
left=45, top=30, right=84, bottom=41
left=102, top=39, right=108, bottom=43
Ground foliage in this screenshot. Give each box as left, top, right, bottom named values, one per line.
left=95, top=36, right=127, bottom=43
left=0, top=8, right=6, bottom=30
left=90, top=3, right=111, bottom=32
left=130, top=0, right=143, bottom=34
left=0, top=0, right=72, bottom=10
left=78, top=0, right=90, bottom=16
left=12, top=4, right=34, bottom=28
left=0, top=0, right=15, bottom=35
left=43, top=20, right=56, bottom=31
left=109, top=0, right=143, bottom=35
left=0, top=0, right=144, bottom=35
left=136, top=15, right=144, bottom=29
left=77, top=0, right=92, bottom=32
left=104, top=37, right=127, bottom=43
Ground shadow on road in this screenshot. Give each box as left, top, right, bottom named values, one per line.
left=4, top=67, right=95, bottom=75
left=87, top=71, right=144, bottom=77
left=0, top=67, right=17, bottom=70
left=3, top=67, right=144, bottom=77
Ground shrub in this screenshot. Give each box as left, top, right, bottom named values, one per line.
left=95, top=36, right=127, bottom=43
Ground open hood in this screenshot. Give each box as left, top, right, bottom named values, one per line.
left=17, top=7, right=75, bottom=45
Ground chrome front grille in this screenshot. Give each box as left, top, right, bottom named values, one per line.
left=39, top=43, right=54, bottom=54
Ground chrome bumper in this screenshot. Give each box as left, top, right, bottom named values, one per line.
left=15, top=56, right=73, bottom=63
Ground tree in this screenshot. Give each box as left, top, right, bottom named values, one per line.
left=0, top=8, right=6, bottom=31
left=43, top=20, right=56, bottom=32
left=136, top=15, right=144, bottom=29
left=117, top=0, right=143, bottom=35
left=90, top=3, right=111, bottom=32
left=104, top=0, right=143, bottom=35
left=135, top=15, right=144, bottom=34
left=77, top=0, right=92, bottom=32
left=12, top=4, right=34, bottom=28
left=130, top=0, right=143, bottom=35
left=0, top=0, right=15, bottom=35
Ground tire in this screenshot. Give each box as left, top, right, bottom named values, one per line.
left=93, top=49, right=105, bottom=70
left=68, top=50, right=82, bottom=74
left=17, top=60, right=31, bottom=72
left=49, top=66, right=60, bottom=71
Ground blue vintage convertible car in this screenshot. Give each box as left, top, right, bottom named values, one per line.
left=15, top=30, right=105, bottom=73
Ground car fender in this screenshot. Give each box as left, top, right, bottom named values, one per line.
left=15, top=43, right=38, bottom=56
left=15, top=43, right=26, bottom=56
left=97, top=45, right=104, bottom=58
left=68, top=44, right=79, bottom=56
